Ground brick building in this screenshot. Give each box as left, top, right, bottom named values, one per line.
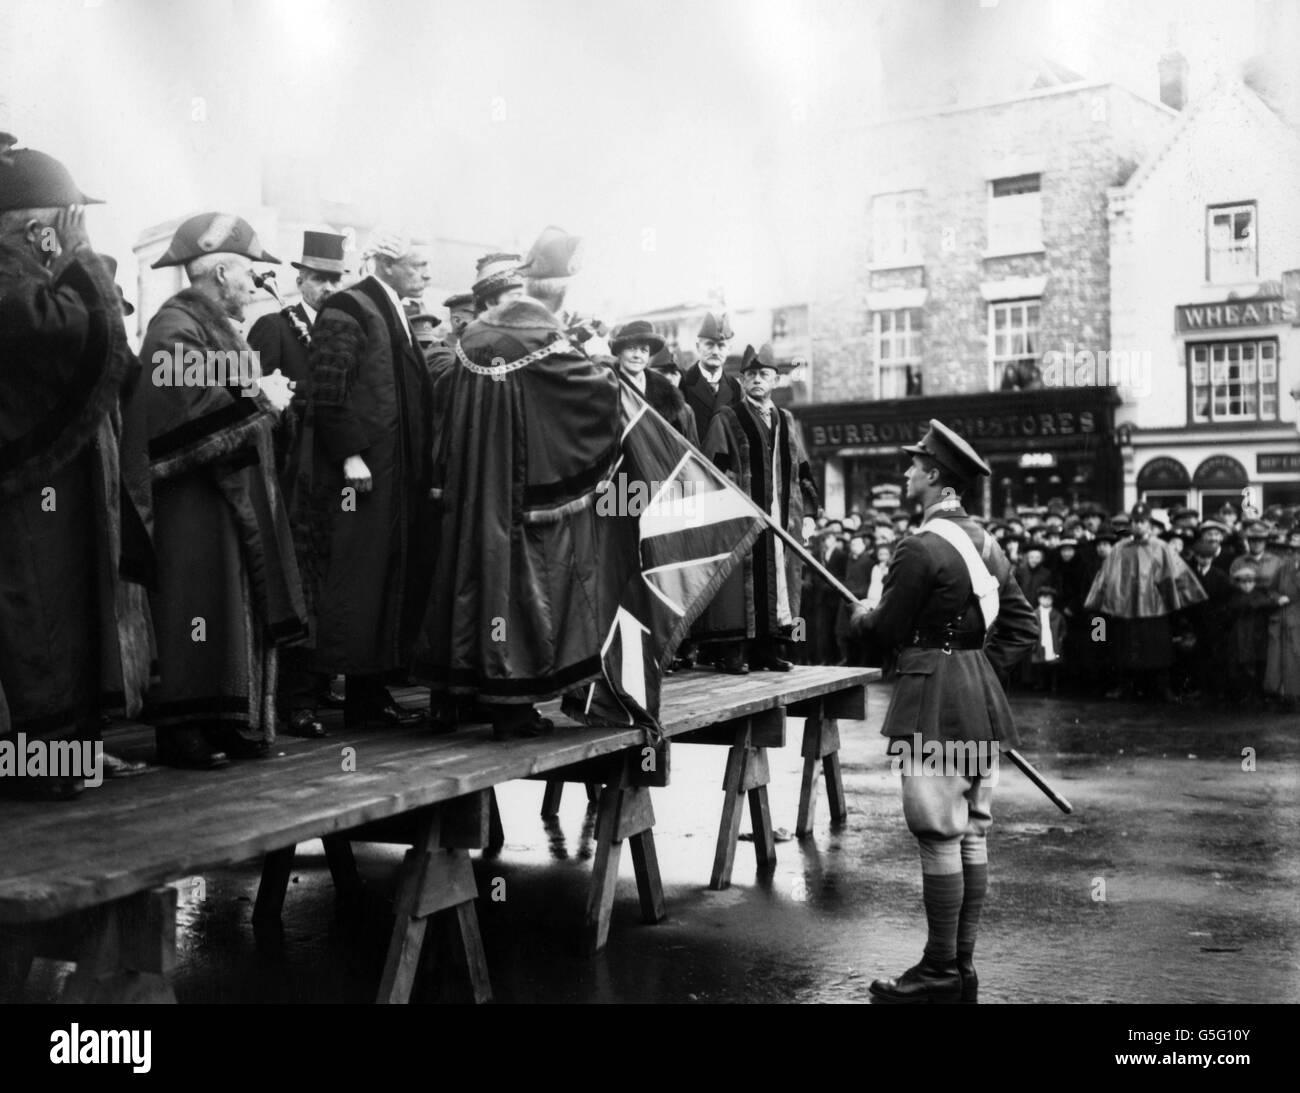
left=1108, top=78, right=1300, bottom=517
left=799, top=75, right=1177, bottom=517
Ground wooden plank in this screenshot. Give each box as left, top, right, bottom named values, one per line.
left=823, top=686, right=867, bottom=721
left=583, top=788, right=624, bottom=954
left=487, top=789, right=504, bottom=852
left=614, top=787, right=655, bottom=841
left=450, top=901, right=492, bottom=1004
left=675, top=707, right=785, bottom=749
left=709, top=733, right=750, bottom=891
left=740, top=748, right=770, bottom=793
left=252, top=845, right=295, bottom=926
left=120, top=886, right=177, bottom=976
left=322, top=835, right=363, bottom=903
left=441, top=791, right=491, bottom=850
left=747, top=787, right=776, bottom=871
left=540, top=779, right=564, bottom=818
left=628, top=831, right=667, bottom=924
left=376, top=914, right=428, bottom=1005
left=796, top=754, right=820, bottom=838
left=823, top=749, right=847, bottom=823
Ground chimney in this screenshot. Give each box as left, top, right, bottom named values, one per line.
left=1159, top=51, right=1188, bottom=111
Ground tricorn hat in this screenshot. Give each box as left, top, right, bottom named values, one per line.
left=740, top=343, right=789, bottom=373
left=515, top=226, right=583, bottom=279
left=697, top=311, right=734, bottom=341
left=901, top=419, right=991, bottom=483
left=151, top=212, right=280, bottom=269
left=610, top=320, right=665, bottom=356
left=0, top=133, right=102, bottom=211
left=291, top=230, right=347, bottom=275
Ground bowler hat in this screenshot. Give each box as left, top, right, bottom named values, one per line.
left=697, top=311, right=734, bottom=341
left=0, top=133, right=101, bottom=211
left=740, top=343, right=789, bottom=374
left=901, top=418, right=991, bottom=483
left=151, top=212, right=279, bottom=269
left=515, top=226, right=583, bottom=279
left=291, top=230, right=347, bottom=275
left=610, top=320, right=665, bottom=356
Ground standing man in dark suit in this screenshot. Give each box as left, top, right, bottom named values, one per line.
left=303, top=229, right=435, bottom=731
left=680, top=311, right=742, bottom=442
left=851, top=420, right=1038, bottom=1003
left=248, top=231, right=347, bottom=739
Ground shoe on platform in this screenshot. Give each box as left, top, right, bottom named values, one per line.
left=344, top=699, right=424, bottom=731
left=205, top=728, right=270, bottom=760
left=868, top=956, right=962, bottom=1005
left=284, top=709, right=327, bottom=739
left=491, top=709, right=555, bottom=741
left=156, top=728, right=229, bottom=771
left=957, top=954, right=978, bottom=1004
left=751, top=654, right=794, bottom=672
left=718, top=654, right=749, bottom=675
left=102, top=751, right=149, bottom=778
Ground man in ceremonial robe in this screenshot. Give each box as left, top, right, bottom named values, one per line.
left=301, top=229, right=435, bottom=731
left=680, top=311, right=742, bottom=442
left=0, top=136, right=151, bottom=797
left=697, top=344, right=820, bottom=673
left=424, top=227, right=622, bottom=738
left=1084, top=502, right=1207, bottom=702
left=142, top=213, right=305, bottom=767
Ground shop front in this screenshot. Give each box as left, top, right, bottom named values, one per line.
left=793, top=387, right=1121, bottom=518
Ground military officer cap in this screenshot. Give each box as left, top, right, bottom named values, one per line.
left=740, top=343, right=789, bottom=373
left=1243, top=520, right=1271, bottom=540
left=697, top=311, right=734, bottom=341
left=0, top=133, right=102, bottom=211
left=901, top=418, right=991, bottom=484
left=151, top=212, right=280, bottom=268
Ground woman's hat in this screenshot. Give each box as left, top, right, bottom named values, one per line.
left=609, top=320, right=665, bottom=356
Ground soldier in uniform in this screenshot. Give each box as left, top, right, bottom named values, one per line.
left=850, top=420, right=1038, bottom=1003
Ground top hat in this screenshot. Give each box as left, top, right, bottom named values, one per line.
left=0, top=133, right=101, bottom=211
left=151, top=212, right=279, bottom=269
left=901, top=419, right=991, bottom=484
left=96, top=253, right=134, bottom=316
left=515, top=226, right=583, bottom=279
left=471, top=252, right=523, bottom=301
left=610, top=320, right=665, bottom=356
left=443, top=292, right=475, bottom=311
left=697, top=311, right=734, bottom=341
left=740, top=343, right=789, bottom=373
left=291, top=230, right=347, bottom=275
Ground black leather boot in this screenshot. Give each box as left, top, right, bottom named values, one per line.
left=957, top=953, right=978, bottom=1003
left=868, top=955, right=962, bottom=1004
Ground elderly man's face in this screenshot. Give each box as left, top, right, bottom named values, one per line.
left=697, top=337, right=728, bottom=372
left=742, top=366, right=777, bottom=401
left=217, top=257, right=256, bottom=322
left=382, top=252, right=431, bottom=299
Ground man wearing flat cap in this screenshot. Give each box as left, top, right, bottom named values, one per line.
left=441, top=292, right=475, bottom=348
left=301, top=228, right=435, bottom=731
left=246, top=230, right=349, bottom=740
left=681, top=311, right=742, bottom=442
left=849, top=419, right=1038, bottom=1003
left=0, top=135, right=152, bottom=797
left=142, top=211, right=305, bottom=768
left=696, top=344, right=820, bottom=674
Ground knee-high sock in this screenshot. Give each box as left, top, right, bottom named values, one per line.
left=958, top=836, right=988, bottom=959
left=917, top=836, right=963, bottom=964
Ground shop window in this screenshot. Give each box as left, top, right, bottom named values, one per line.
left=987, top=174, right=1042, bottom=255
left=874, top=308, right=923, bottom=398
left=1188, top=339, right=1278, bottom=423
left=989, top=299, right=1041, bottom=390
left=871, top=191, right=923, bottom=267
left=1206, top=202, right=1257, bottom=284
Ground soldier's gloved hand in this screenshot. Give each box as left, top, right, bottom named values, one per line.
left=258, top=369, right=295, bottom=413
left=343, top=454, right=373, bottom=494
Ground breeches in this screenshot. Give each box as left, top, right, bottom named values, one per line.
left=902, top=773, right=993, bottom=873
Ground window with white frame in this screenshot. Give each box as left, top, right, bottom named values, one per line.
left=989, top=299, right=1041, bottom=390
left=871, top=191, right=923, bottom=267
left=1206, top=203, right=1257, bottom=283
left=1188, top=339, right=1279, bottom=423
left=987, top=174, right=1042, bottom=255
left=874, top=308, right=923, bottom=398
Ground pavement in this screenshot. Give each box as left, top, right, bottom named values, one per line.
left=17, top=681, right=1300, bottom=1004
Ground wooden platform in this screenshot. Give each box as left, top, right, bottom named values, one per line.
left=0, top=665, right=875, bottom=1003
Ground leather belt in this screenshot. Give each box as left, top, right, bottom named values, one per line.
left=908, top=629, right=985, bottom=652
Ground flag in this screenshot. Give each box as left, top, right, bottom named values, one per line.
left=561, top=380, right=766, bottom=746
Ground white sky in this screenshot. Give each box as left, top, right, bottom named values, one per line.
left=0, top=0, right=1278, bottom=318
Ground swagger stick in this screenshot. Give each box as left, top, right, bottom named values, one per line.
left=637, top=392, right=1075, bottom=814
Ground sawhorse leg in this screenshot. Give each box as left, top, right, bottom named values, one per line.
left=584, top=781, right=665, bottom=954
left=540, top=779, right=603, bottom=819
left=796, top=715, right=845, bottom=837
left=59, top=886, right=178, bottom=1003
left=253, top=833, right=366, bottom=927
left=711, top=724, right=776, bottom=890
left=377, top=797, right=491, bottom=1004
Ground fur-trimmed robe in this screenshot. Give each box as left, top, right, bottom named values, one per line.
left=0, top=244, right=152, bottom=740
left=140, top=288, right=307, bottom=736
left=696, top=399, right=820, bottom=642
left=421, top=297, right=620, bottom=704
left=300, top=276, right=435, bottom=675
